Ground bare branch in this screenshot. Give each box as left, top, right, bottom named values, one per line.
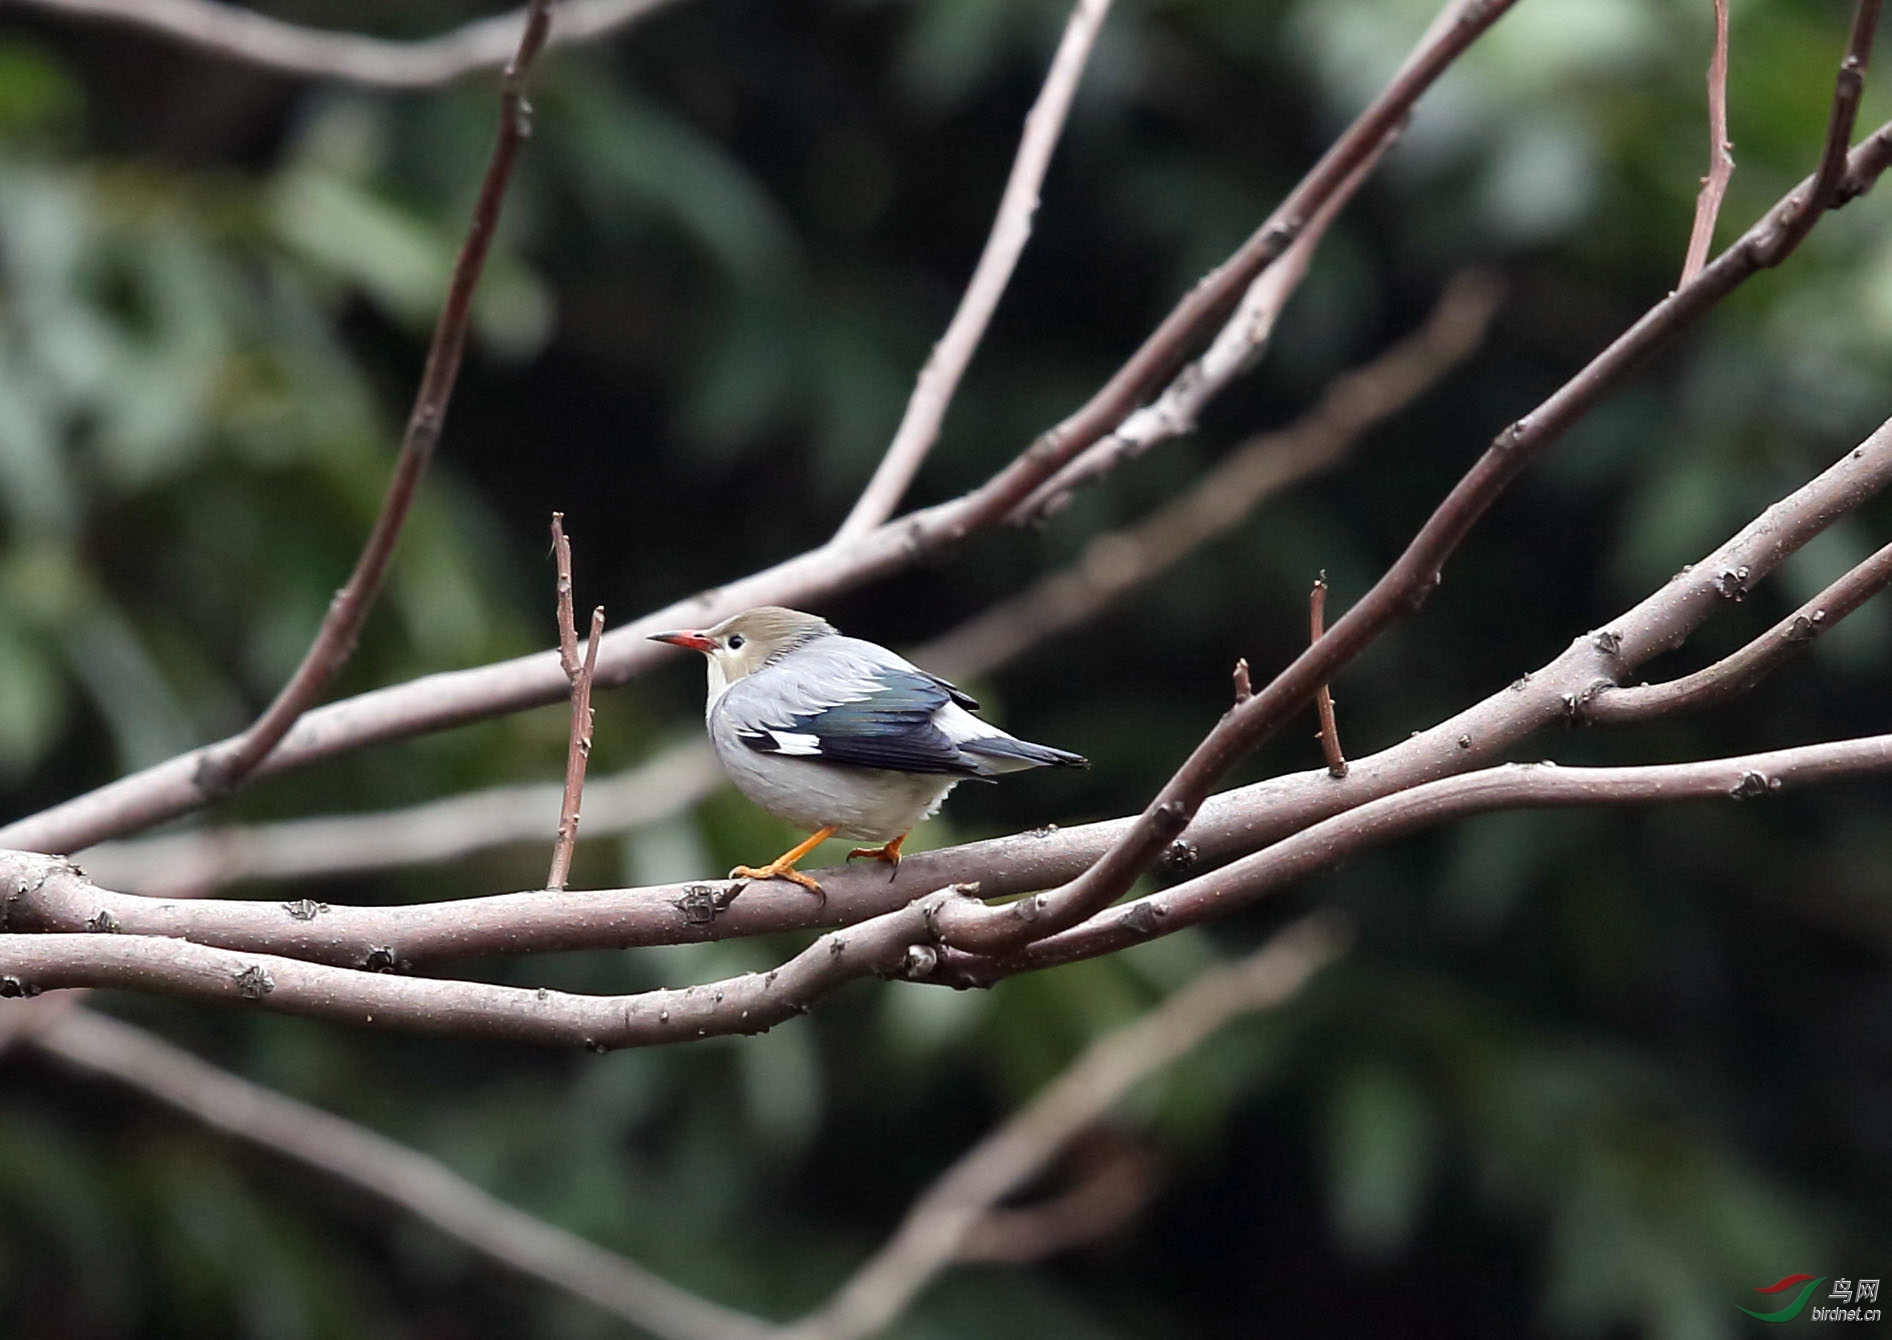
left=1752, top=0, right=1881, bottom=264
left=1585, top=536, right=1892, bottom=724
left=547, top=515, right=605, bottom=892
left=26, top=1009, right=762, bottom=1340
left=79, top=740, right=722, bottom=896
left=771, top=918, right=1346, bottom=1340
left=1001, top=735, right=1892, bottom=976
left=22, top=409, right=1892, bottom=975
left=0, top=876, right=980, bottom=1047
left=8, top=0, right=681, bottom=88
left=0, top=0, right=1517, bottom=858
left=954, top=1135, right=1160, bottom=1265
left=191, top=0, right=558, bottom=800
left=78, top=273, right=1497, bottom=901
left=11, top=696, right=1892, bottom=1030
left=1680, top=0, right=1735, bottom=286
left=932, top=18, right=1892, bottom=958
left=833, top=0, right=1115, bottom=542
left=1017, top=124, right=1392, bottom=523
left=1310, top=573, right=1348, bottom=778
left=918, top=272, right=1502, bottom=676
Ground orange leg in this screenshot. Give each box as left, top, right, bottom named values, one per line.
left=730, top=826, right=836, bottom=898
left=846, top=831, right=908, bottom=874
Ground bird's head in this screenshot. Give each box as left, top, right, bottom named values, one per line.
left=649, top=606, right=837, bottom=695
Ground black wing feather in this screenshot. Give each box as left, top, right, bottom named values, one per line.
left=736, top=669, right=978, bottom=775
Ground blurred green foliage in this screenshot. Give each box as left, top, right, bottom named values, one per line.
left=2, top=0, right=1891, bottom=1336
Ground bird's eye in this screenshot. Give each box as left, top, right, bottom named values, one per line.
left=727, top=634, right=746, bottom=650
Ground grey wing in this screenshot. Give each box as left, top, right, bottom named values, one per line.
left=721, top=644, right=979, bottom=776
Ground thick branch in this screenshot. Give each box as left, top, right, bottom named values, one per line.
left=1585, top=536, right=1892, bottom=724
left=9, top=0, right=680, bottom=88
left=192, top=0, right=557, bottom=798
left=998, top=735, right=1892, bottom=976
left=28, top=1008, right=759, bottom=1340
left=833, top=0, right=1114, bottom=541
left=770, top=918, right=1345, bottom=1340
left=0, top=877, right=983, bottom=1048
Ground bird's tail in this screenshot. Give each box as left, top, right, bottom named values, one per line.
left=960, top=735, right=1089, bottom=774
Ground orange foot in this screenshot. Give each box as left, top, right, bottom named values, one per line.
left=846, top=832, right=907, bottom=877
left=730, top=826, right=835, bottom=902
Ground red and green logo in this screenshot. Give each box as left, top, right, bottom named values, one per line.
left=1740, top=1274, right=1826, bottom=1322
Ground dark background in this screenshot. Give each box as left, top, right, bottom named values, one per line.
left=1, top=0, right=1889, bottom=1336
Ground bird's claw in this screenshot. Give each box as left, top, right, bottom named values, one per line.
left=728, top=863, right=826, bottom=905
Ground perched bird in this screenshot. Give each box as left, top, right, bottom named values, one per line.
left=650, top=606, right=1086, bottom=894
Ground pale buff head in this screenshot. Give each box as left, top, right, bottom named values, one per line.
left=648, top=606, right=837, bottom=695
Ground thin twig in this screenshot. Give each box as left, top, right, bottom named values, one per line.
left=547, top=516, right=605, bottom=891
left=1232, top=659, right=1253, bottom=705
left=1310, top=573, right=1348, bottom=778
left=833, top=0, right=1115, bottom=542
left=28, top=1008, right=762, bottom=1340
left=9, top=0, right=678, bottom=88
left=1752, top=0, right=1881, bottom=264
left=1586, top=535, right=1892, bottom=724
left=191, top=0, right=557, bottom=800
left=1680, top=0, right=1735, bottom=286
left=770, top=918, right=1346, bottom=1340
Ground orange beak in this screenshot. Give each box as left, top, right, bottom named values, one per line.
left=648, top=629, right=716, bottom=653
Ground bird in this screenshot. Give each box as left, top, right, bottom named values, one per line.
left=649, top=606, right=1087, bottom=896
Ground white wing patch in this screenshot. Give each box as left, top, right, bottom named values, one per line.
left=767, top=729, right=824, bottom=756
left=933, top=701, right=1000, bottom=745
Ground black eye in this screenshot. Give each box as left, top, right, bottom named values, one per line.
left=727, top=634, right=746, bottom=650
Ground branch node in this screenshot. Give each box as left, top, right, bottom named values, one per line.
left=1162, top=839, right=1199, bottom=873
left=1729, top=770, right=1781, bottom=800
left=232, top=965, right=275, bottom=1000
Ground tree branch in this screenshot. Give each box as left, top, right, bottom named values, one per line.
left=769, top=917, right=1346, bottom=1340
left=930, top=16, right=1892, bottom=957
left=8, top=0, right=680, bottom=88
left=1584, top=535, right=1892, bottom=724
left=995, top=734, right=1892, bottom=977
left=833, top=0, right=1114, bottom=542
left=0, top=0, right=1516, bottom=858
left=1680, top=0, right=1735, bottom=286
left=83, top=273, right=1498, bottom=897
left=26, top=1007, right=761, bottom=1340
left=191, top=0, right=557, bottom=800
left=19, top=411, right=1892, bottom=972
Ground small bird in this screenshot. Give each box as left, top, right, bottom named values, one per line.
left=650, top=606, right=1086, bottom=895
